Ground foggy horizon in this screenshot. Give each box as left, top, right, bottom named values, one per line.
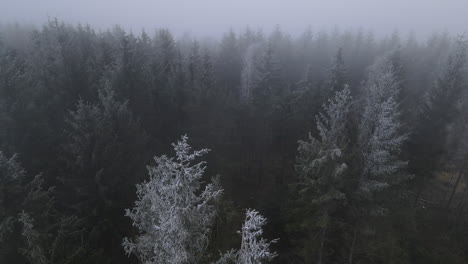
left=2, top=0, right=468, bottom=38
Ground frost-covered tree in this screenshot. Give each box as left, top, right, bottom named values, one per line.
left=237, top=210, right=278, bottom=264
left=345, top=55, right=412, bottom=263
left=215, top=209, right=278, bottom=264
left=294, top=86, right=352, bottom=263
left=123, top=135, right=223, bottom=264
left=358, top=55, right=410, bottom=196
left=296, top=86, right=352, bottom=201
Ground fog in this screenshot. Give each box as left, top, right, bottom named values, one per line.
left=1, top=0, right=468, bottom=38
left=3, top=1, right=468, bottom=264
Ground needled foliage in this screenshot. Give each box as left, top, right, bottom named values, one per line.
left=1, top=22, right=468, bottom=264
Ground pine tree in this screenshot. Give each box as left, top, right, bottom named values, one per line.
left=445, top=87, right=468, bottom=209
left=200, top=49, right=217, bottom=102
left=0, top=151, right=85, bottom=264
left=215, top=209, right=278, bottom=264
left=237, top=210, right=278, bottom=264
left=296, top=86, right=352, bottom=199
left=123, top=135, right=223, bottom=264
left=112, top=32, right=152, bottom=113
left=0, top=152, right=26, bottom=248
left=409, top=39, right=467, bottom=187
left=252, top=42, right=282, bottom=108
left=188, top=40, right=202, bottom=90
left=0, top=151, right=52, bottom=263
left=154, top=29, right=177, bottom=89
left=217, top=30, right=242, bottom=99
left=348, top=55, right=411, bottom=264
left=18, top=180, right=85, bottom=264
left=240, top=42, right=262, bottom=101
left=0, top=38, right=40, bottom=168
left=61, top=83, right=149, bottom=262
left=327, top=48, right=347, bottom=93
left=358, top=55, right=410, bottom=196
left=294, top=86, right=352, bottom=263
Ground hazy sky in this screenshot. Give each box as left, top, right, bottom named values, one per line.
left=1, top=0, right=468, bottom=38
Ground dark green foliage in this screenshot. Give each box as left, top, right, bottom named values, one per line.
left=409, top=40, right=467, bottom=185
left=60, top=84, right=149, bottom=263
left=327, top=48, right=347, bottom=94
left=1, top=22, right=468, bottom=263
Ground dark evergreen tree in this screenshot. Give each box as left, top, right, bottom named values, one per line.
left=327, top=48, right=347, bottom=94
left=289, top=87, right=352, bottom=263
left=61, top=84, right=149, bottom=263
left=0, top=22, right=468, bottom=264
left=408, top=39, right=467, bottom=198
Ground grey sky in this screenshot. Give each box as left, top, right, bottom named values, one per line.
left=1, top=0, right=467, bottom=38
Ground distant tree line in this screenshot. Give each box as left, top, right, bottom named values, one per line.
left=1, top=20, right=468, bottom=263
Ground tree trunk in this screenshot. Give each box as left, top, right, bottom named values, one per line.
left=453, top=183, right=468, bottom=231
left=413, top=177, right=425, bottom=207
left=446, top=160, right=467, bottom=209
left=348, top=226, right=358, bottom=264
left=317, top=225, right=327, bottom=264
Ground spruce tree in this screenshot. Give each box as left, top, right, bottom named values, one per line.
left=348, top=54, right=412, bottom=264
left=358, top=55, right=410, bottom=197
left=123, top=135, right=222, bottom=264
left=215, top=209, right=278, bottom=264
left=409, top=40, right=467, bottom=192
left=294, top=86, right=352, bottom=263
left=327, top=48, right=347, bottom=93
left=61, top=83, right=149, bottom=262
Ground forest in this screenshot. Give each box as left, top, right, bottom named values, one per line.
left=1, top=20, right=468, bottom=263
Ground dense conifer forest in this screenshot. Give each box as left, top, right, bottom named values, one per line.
left=1, top=21, right=468, bottom=263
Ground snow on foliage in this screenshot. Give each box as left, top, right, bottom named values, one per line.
left=0, top=152, right=25, bottom=244
left=215, top=209, right=278, bottom=264
left=359, top=55, right=410, bottom=194
left=18, top=211, right=47, bottom=264
left=296, top=86, right=352, bottom=203
left=238, top=209, right=278, bottom=264
left=123, top=135, right=223, bottom=264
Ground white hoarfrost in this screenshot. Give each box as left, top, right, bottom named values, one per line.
left=215, top=209, right=278, bottom=264
left=123, top=135, right=223, bottom=264
left=296, top=86, right=352, bottom=203
left=359, top=55, right=409, bottom=194
left=238, top=209, right=278, bottom=264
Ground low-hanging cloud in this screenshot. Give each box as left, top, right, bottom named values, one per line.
left=1, top=0, right=467, bottom=37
